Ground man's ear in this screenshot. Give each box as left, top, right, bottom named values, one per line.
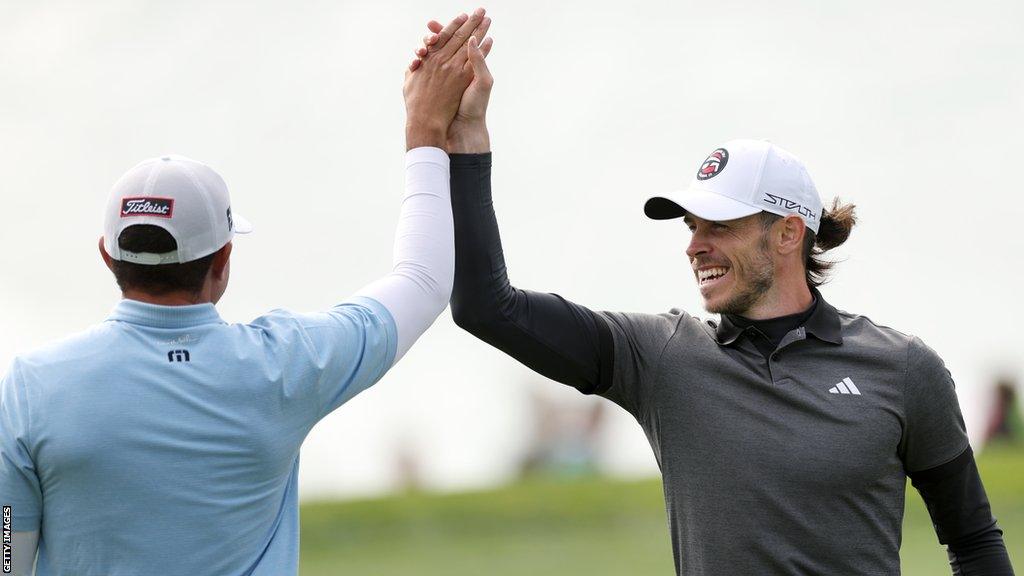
left=776, top=216, right=807, bottom=256
left=98, top=236, right=115, bottom=272
left=211, top=242, right=232, bottom=281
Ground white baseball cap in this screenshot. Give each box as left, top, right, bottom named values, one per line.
left=103, top=155, right=252, bottom=265
left=644, top=139, right=824, bottom=233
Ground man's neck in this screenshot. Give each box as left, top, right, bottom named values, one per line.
left=739, top=283, right=814, bottom=320
left=122, top=290, right=212, bottom=306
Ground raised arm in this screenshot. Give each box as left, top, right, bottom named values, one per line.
left=282, top=11, right=502, bottom=422
left=417, top=22, right=613, bottom=394
left=411, top=15, right=680, bottom=416
left=447, top=151, right=614, bottom=394
left=352, top=9, right=494, bottom=364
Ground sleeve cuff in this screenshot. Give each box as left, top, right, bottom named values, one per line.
left=406, top=147, right=449, bottom=168
left=449, top=152, right=492, bottom=168
left=12, top=512, right=41, bottom=532
left=342, top=296, right=399, bottom=372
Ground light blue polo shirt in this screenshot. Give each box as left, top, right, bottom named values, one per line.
left=0, top=297, right=397, bottom=575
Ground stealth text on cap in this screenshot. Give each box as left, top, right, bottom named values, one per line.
left=763, top=193, right=817, bottom=221
left=121, top=197, right=174, bottom=218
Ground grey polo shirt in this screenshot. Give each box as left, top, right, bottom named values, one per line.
left=597, top=294, right=969, bottom=575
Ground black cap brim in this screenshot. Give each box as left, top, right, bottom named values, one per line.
left=643, top=196, right=687, bottom=220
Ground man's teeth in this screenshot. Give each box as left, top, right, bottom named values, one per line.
left=698, top=267, right=729, bottom=284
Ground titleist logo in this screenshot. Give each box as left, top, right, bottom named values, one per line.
left=121, top=197, right=174, bottom=218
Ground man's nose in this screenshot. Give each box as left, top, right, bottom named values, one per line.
left=686, top=232, right=711, bottom=260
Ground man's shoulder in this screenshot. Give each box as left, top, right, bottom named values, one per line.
left=831, top=307, right=943, bottom=367
left=9, top=321, right=119, bottom=378
left=834, top=307, right=917, bottom=347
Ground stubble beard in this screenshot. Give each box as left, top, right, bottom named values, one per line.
left=704, top=241, right=774, bottom=316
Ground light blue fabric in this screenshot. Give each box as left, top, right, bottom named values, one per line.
left=0, top=297, right=397, bottom=575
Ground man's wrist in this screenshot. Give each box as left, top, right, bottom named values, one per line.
left=447, top=121, right=490, bottom=153
left=406, top=120, right=447, bottom=151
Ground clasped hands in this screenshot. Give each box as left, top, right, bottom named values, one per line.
left=403, top=8, right=494, bottom=154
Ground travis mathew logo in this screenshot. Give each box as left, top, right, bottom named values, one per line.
left=696, top=148, right=729, bottom=181
left=121, top=197, right=174, bottom=218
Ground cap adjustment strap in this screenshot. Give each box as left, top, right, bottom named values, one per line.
left=118, top=250, right=181, bottom=265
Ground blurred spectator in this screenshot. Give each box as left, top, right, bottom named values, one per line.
left=519, top=388, right=607, bottom=479
left=393, top=438, right=424, bottom=493
left=984, top=377, right=1021, bottom=444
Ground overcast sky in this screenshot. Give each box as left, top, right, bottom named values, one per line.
left=2, top=0, right=1022, bottom=499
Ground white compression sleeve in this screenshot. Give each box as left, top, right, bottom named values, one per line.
left=354, top=147, right=454, bottom=363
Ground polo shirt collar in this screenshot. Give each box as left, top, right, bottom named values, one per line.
left=803, top=289, right=843, bottom=345
left=715, top=314, right=746, bottom=346
left=107, top=298, right=224, bottom=329
left=714, top=288, right=842, bottom=346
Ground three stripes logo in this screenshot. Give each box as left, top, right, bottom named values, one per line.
left=829, top=377, right=861, bottom=395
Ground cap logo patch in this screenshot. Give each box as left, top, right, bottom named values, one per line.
left=696, top=148, right=729, bottom=181
left=121, top=197, right=174, bottom=218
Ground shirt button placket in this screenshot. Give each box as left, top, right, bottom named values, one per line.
left=769, top=351, right=787, bottom=385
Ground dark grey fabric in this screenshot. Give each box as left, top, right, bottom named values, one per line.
left=597, top=304, right=970, bottom=575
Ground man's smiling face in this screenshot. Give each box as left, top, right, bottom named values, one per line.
left=683, top=212, right=775, bottom=316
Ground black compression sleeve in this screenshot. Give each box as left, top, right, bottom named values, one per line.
left=909, top=447, right=1015, bottom=575
left=448, top=153, right=613, bottom=394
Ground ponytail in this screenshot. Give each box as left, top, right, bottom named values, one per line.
left=804, top=198, right=857, bottom=287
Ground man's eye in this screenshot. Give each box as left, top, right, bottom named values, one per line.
left=712, top=223, right=728, bottom=229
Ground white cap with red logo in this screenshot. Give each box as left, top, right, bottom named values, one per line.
left=103, top=155, right=252, bottom=265
left=644, top=139, right=824, bottom=233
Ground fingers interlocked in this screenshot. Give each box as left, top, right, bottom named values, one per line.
left=409, top=8, right=492, bottom=72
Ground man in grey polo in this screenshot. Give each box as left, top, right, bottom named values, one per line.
left=424, top=49, right=1015, bottom=574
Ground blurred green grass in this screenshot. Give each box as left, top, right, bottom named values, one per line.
left=300, top=444, right=1023, bottom=575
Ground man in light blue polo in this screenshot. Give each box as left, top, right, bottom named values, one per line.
left=0, top=9, right=494, bottom=575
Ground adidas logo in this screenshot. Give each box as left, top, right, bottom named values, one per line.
left=829, top=377, right=861, bottom=395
